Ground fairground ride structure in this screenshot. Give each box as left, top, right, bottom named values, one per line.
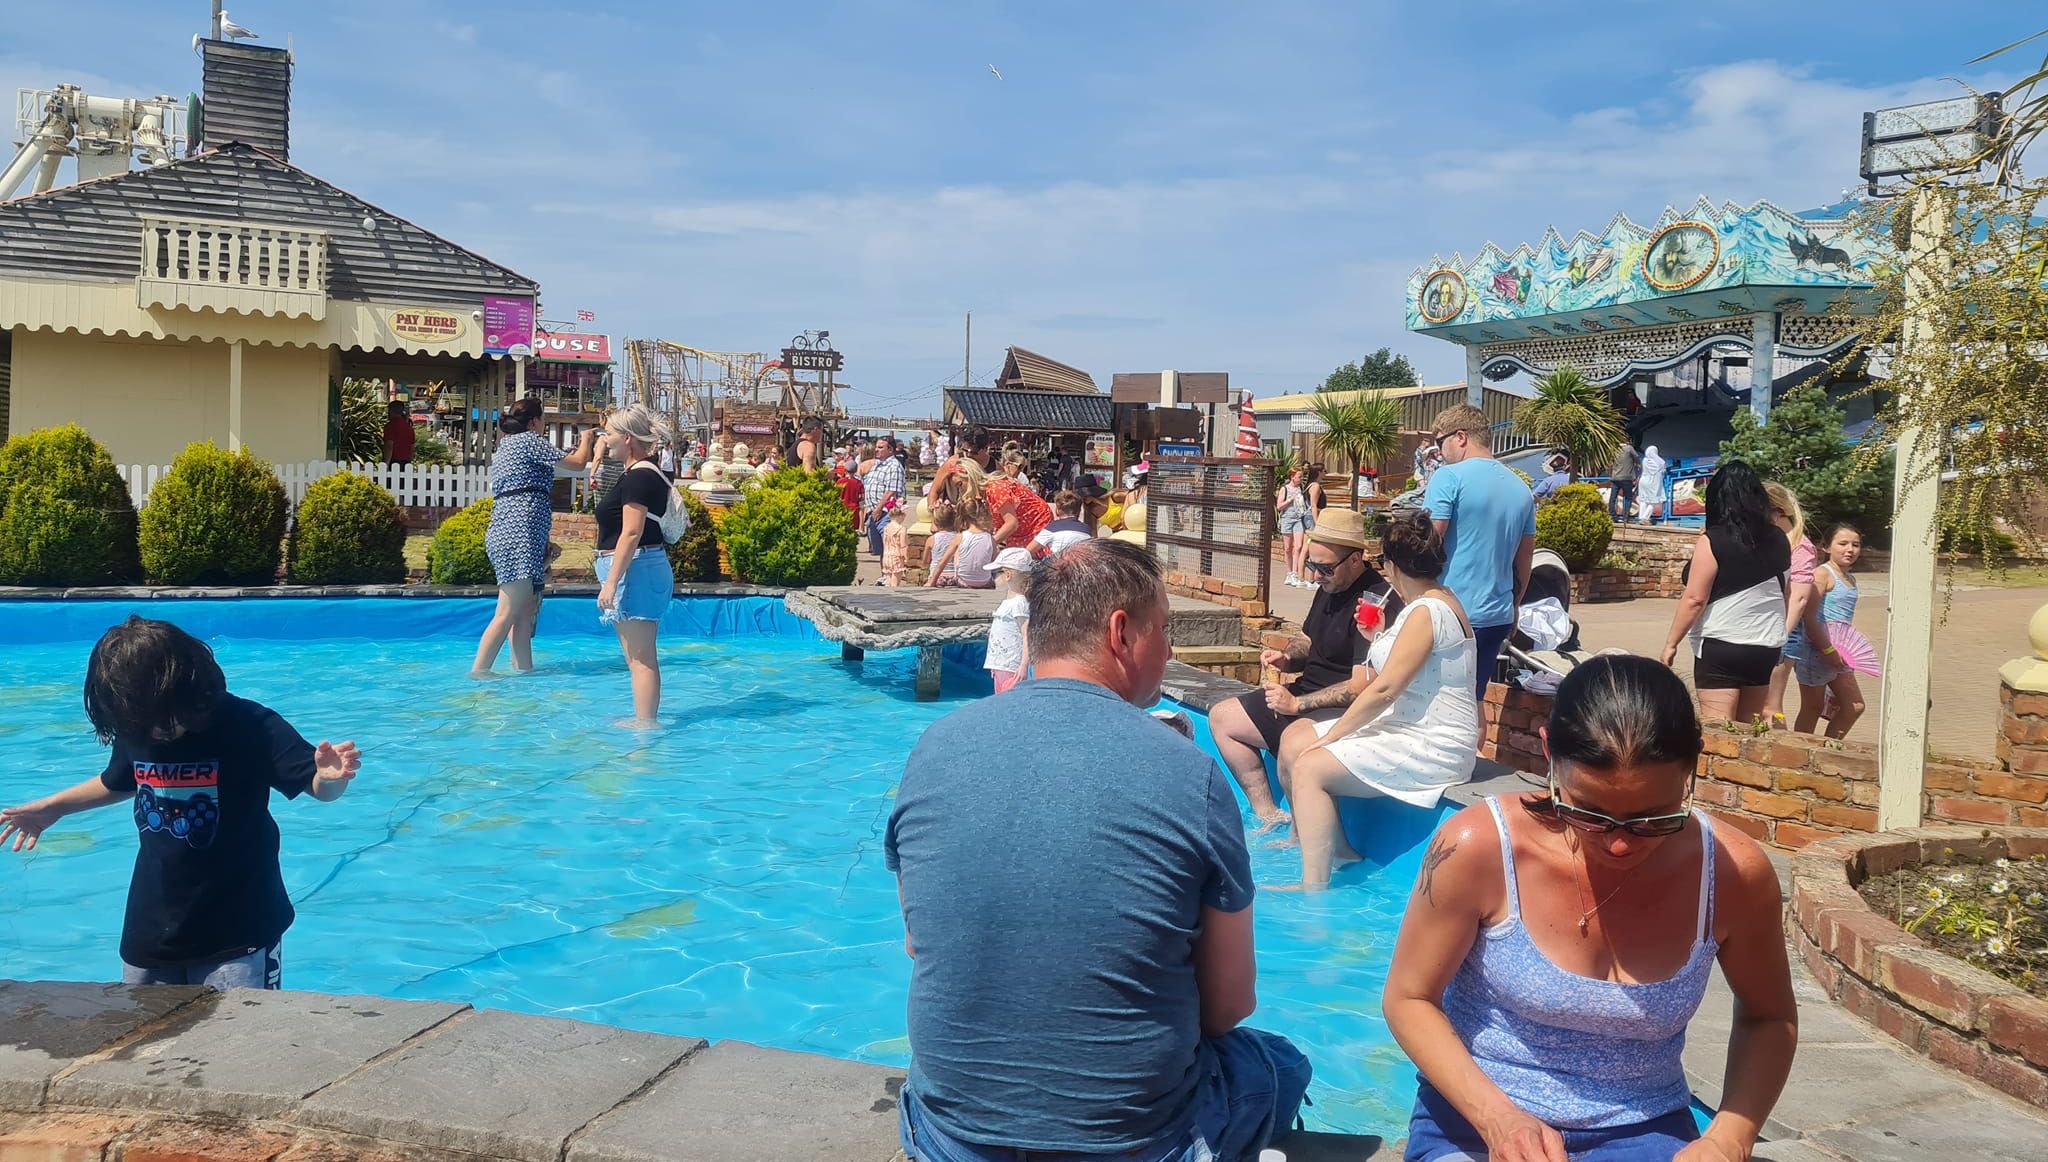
left=4, top=85, right=186, bottom=201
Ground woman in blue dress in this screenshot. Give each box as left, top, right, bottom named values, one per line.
left=470, top=397, right=601, bottom=675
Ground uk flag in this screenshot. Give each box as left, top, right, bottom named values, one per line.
left=576, top=309, right=596, bottom=322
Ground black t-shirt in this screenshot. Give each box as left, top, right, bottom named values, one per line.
left=98, top=696, right=316, bottom=967
left=1295, top=568, right=1404, bottom=695
left=596, top=464, right=670, bottom=551
left=1689, top=525, right=1791, bottom=599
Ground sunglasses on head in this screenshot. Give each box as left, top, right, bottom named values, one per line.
left=1522, top=775, right=1692, bottom=837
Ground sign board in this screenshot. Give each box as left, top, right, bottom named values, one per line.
left=387, top=307, right=464, bottom=344
left=1155, top=441, right=1205, bottom=461
left=781, top=347, right=844, bottom=373
left=1860, top=94, right=2000, bottom=183
left=532, top=330, right=614, bottom=363
left=730, top=421, right=776, bottom=436
left=1085, top=433, right=1116, bottom=467
left=482, top=295, right=536, bottom=356
left=1111, top=372, right=1162, bottom=403
left=1177, top=372, right=1229, bottom=404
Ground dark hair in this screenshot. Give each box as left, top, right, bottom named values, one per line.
left=1704, top=459, right=1774, bottom=556
left=1381, top=508, right=1446, bottom=579
left=957, top=424, right=993, bottom=452
left=500, top=395, right=544, bottom=434
left=1027, top=539, right=1165, bottom=662
left=1053, top=489, right=1083, bottom=516
left=1823, top=522, right=1863, bottom=546
left=386, top=400, right=408, bottom=419
left=1547, top=655, right=1702, bottom=774
left=1304, top=465, right=1323, bottom=484
left=84, top=616, right=227, bottom=745
left=875, top=435, right=896, bottom=452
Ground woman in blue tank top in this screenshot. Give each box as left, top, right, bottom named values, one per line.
left=1383, top=656, right=1797, bottom=1162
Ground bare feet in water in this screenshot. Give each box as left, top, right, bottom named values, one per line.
left=1251, top=811, right=1293, bottom=836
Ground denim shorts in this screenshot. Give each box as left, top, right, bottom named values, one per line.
left=1405, top=1084, right=1698, bottom=1162
left=122, top=942, right=281, bottom=991
left=898, top=1028, right=1310, bottom=1162
left=1783, top=629, right=1842, bottom=687
left=1279, top=508, right=1315, bottom=534
left=595, top=546, right=673, bottom=624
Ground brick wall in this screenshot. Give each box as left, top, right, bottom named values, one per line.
left=1172, top=646, right=1264, bottom=684
left=1791, top=828, right=2048, bottom=1108
left=1571, top=524, right=1692, bottom=603
left=1692, top=682, right=2048, bottom=849
left=1479, top=683, right=1553, bottom=776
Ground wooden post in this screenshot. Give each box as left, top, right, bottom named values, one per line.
left=841, top=642, right=865, bottom=662
left=227, top=339, right=245, bottom=452
left=1878, top=186, right=1947, bottom=831
left=915, top=644, right=943, bottom=701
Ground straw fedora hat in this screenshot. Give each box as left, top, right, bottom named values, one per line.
left=1307, top=508, right=1370, bottom=550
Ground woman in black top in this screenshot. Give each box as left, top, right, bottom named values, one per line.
left=595, top=404, right=677, bottom=726
left=1660, top=460, right=1791, bottom=722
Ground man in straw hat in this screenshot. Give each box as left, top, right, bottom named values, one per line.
left=1207, top=507, right=1401, bottom=830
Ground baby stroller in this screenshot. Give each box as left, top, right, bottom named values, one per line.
left=1502, top=549, right=1595, bottom=685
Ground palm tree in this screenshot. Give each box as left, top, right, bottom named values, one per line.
left=1513, top=366, right=1626, bottom=481
left=1309, top=389, right=1403, bottom=507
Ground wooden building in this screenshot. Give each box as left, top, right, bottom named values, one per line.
left=0, top=41, right=538, bottom=465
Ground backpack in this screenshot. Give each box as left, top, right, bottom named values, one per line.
left=634, top=463, right=691, bottom=542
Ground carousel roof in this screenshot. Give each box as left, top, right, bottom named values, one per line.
left=1406, top=195, right=1886, bottom=346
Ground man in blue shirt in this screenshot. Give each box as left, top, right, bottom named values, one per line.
left=1424, top=404, right=1536, bottom=696
left=886, top=540, right=1310, bottom=1162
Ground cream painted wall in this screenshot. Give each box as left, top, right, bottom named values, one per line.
left=10, top=331, right=328, bottom=465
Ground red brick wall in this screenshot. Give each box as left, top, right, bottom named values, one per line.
left=1791, top=828, right=2048, bottom=1108
left=1693, top=682, right=2048, bottom=848
left=1479, top=683, right=1552, bottom=776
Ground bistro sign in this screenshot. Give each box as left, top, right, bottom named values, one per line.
left=387, top=307, right=465, bottom=344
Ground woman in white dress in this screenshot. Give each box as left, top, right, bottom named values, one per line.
left=1637, top=444, right=1668, bottom=522
left=1278, top=508, right=1479, bottom=889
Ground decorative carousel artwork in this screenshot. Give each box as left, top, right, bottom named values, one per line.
left=1405, top=197, right=1885, bottom=332
left=1641, top=222, right=1719, bottom=291
left=1418, top=269, right=1468, bottom=324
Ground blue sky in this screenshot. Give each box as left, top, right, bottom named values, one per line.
left=1, top=3, right=2032, bottom=415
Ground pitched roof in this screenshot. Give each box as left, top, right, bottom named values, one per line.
left=0, top=144, right=537, bottom=302
left=997, top=346, right=1098, bottom=394
left=1250, top=382, right=1468, bottom=412
left=945, top=387, right=1113, bottom=433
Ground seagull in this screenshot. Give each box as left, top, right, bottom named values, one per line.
left=988, top=63, right=1003, bottom=80
left=191, top=33, right=202, bottom=54
left=220, top=10, right=258, bottom=40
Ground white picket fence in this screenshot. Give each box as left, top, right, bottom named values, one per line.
left=118, top=460, right=510, bottom=510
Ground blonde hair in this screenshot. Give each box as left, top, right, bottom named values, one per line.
left=1764, top=481, right=1806, bottom=549
left=607, top=404, right=672, bottom=458
left=1001, top=450, right=1028, bottom=472
left=1429, top=404, right=1489, bottom=437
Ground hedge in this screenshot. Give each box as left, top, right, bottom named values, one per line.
left=428, top=496, right=496, bottom=585
left=719, top=468, right=856, bottom=586
left=288, top=472, right=407, bottom=584
left=1535, top=482, right=1614, bottom=571
left=0, top=424, right=141, bottom=585
left=138, top=442, right=289, bottom=585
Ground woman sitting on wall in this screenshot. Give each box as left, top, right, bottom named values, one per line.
left=1382, top=655, right=1796, bottom=1162
left=471, top=397, right=600, bottom=677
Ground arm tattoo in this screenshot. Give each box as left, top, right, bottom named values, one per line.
left=1416, top=833, right=1457, bottom=906
left=1283, top=638, right=1311, bottom=663
left=1293, top=684, right=1357, bottom=711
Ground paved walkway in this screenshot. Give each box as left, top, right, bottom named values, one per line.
left=1269, top=572, right=2048, bottom=761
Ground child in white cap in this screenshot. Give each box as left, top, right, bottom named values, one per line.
left=985, top=548, right=1034, bottom=693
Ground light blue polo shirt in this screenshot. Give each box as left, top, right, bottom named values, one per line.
left=1426, top=458, right=1538, bottom=628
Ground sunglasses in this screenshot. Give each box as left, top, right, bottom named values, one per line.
left=1301, top=550, right=1358, bottom=578
left=1522, top=775, right=1692, bottom=837
left=1430, top=429, right=1466, bottom=449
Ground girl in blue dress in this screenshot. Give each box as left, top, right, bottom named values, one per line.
left=470, top=397, right=601, bottom=676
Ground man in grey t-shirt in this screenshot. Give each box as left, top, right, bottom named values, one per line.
left=886, top=540, right=1310, bottom=1161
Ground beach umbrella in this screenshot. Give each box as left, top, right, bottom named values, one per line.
left=1829, top=622, right=1881, bottom=676
left=1235, top=393, right=1261, bottom=457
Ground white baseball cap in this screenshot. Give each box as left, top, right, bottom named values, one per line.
left=990, top=548, right=1035, bottom=575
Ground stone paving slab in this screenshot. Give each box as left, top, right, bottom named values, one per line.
left=1811, top=1092, right=2048, bottom=1162
left=567, top=1041, right=902, bottom=1162
left=51, top=989, right=467, bottom=1119
left=0, top=981, right=205, bottom=1108
left=292, top=1009, right=700, bottom=1162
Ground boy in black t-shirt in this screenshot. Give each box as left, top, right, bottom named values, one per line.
left=0, top=617, right=358, bottom=990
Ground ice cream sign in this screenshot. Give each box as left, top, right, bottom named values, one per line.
left=386, top=307, right=465, bottom=344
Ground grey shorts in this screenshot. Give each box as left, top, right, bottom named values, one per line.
left=122, top=942, right=281, bottom=991
left=1279, top=508, right=1314, bottom=534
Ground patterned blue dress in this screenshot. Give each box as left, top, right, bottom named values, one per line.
left=485, top=432, right=565, bottom=590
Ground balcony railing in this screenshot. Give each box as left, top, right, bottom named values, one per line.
left=138, top=214, right=328, bottom=319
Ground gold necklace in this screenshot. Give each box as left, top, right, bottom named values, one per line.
left=1568, top=833, right=1630, bottom=936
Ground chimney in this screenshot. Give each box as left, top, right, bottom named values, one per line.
left=199, top=40, right=291, bottom=160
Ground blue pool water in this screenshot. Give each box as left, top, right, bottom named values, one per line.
left=0, top=597, right=1441, bottom=1137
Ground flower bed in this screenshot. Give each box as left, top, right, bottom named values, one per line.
left=1859, top=851, right=2048, bottom=997
left=1790, top=827, right=2048, bottom=1106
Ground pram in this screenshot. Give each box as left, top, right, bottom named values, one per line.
left=1502, top=548, right=1599, bottom=684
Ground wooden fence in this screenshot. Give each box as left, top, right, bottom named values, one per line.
left=115, top=461, right=595, bottom=511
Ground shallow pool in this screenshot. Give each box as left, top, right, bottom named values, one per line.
left=0, top=597, right=1438, bottom=1137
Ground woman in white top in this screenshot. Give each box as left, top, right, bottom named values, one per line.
left=1660, top=460, right=1791, bottom=724
left=1279, top=509, right=1479, bottom=889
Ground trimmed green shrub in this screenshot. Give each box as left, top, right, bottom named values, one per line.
left=427, top=496, right=496, bottom=585
left=288, top=472, right=406, bottom=584
left=665, top=489, right=721, bottom=582
left=138, top=442, right=288, bottom=585
left=1535, top=482, right=1613, bottom=570
left=0, top=424, right=141, bottom=585
left=719, top=468, right=856, bottom=586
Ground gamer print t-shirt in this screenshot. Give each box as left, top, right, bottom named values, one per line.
left=98, top=696, right=318, bottom=968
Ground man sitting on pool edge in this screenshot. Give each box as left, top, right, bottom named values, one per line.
left=886, top=539, right=1311, bottom=1162
left=1208, top=508, right=1400, bottom=830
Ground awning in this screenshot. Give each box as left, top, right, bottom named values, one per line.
left=945, top=387, right=1113, bottom=433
